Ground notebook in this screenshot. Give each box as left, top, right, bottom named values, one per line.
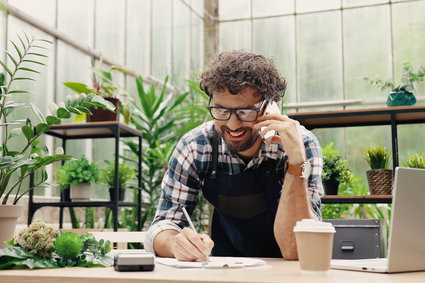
left=331, top=167, right=425, bottom=273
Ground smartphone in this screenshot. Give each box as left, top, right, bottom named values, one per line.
left=261, top=100, right=281, bottom=142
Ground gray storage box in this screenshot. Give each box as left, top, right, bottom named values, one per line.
left=323, top=219, right=386, bottom=259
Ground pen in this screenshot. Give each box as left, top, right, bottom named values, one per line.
left=182, top=206, right=209, bottom=262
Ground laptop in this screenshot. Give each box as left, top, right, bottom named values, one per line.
left=331, top=167, right=425, bottom=273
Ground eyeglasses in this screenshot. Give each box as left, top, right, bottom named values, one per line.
left=207, top=98, right=267, bottom=122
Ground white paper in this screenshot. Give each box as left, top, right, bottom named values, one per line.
left=156, top=256, right=266, bottom=269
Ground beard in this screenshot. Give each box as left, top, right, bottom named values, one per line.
left=218, top=125, right=261, bottom=154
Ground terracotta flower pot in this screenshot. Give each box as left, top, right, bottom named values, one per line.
left=0, top=205, right=23, bottom=248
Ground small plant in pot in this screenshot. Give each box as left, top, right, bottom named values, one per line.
left=364, top=145, right=393, bottom=195
left=322, top=143, right=352, bottom=195
left=100, top=161, right=136, bottom=201
left=364, top=61, right=425, bottom=107
left=64, top=66, right=131, bottom=123
left=403, top=153, right=425, bottom=169
left=56, top=156, right=100, bottom=202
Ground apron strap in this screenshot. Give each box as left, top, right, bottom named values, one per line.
left=210, top=129, right=219, bottom=179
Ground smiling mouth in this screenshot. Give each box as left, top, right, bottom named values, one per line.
left=226, top=130, right=247, bottom=140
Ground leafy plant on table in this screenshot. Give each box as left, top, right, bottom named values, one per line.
left=0, top=34, right=114, bottom=205
left=0, top=220, right=112, bottom=269
left=364, top=61, right=425, bottom=92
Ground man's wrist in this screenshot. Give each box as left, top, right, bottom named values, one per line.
left=286, top=160, right=311, bottom=179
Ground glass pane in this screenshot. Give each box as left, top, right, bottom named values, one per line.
left=297, top=11, right=343, bottom=103
left=253, top=16, right=296, bottom=105
left=190, top=0, right=204, bottom=15
left=152, top=0, right=172, bottom=79
left=219, top=0, right=250, bottom=21
left=127, top=0, right=151, bottom=76
left=172, top=0, right=191, bottom=89
left=95, top=0, right=126, bottom=63
left=296, top=0, right=340, bottom=13
left=191, top=13, right=204, bottom=75
left=0, top=9, right=6, bottom=57
left=344, top=6, right=392, bottom=102
left=343, top=0, right=388, bottom=8
left=393, top=1, right=425, bottom=96
left=219, top=20, right=252, bottom=51
left=9, top=0, right=56, bottom=25
left=252, top=0, right=294, bottom=17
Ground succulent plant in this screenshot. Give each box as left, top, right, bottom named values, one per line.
left=15, top=219, right=60, bottom=258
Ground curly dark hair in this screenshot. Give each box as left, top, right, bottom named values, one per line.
left=200, top=50, right=287, bottom=102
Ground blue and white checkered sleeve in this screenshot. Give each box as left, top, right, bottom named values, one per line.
left=304, top=129, right=323, bottom=220
left=145, top=138, right=202, bottom=253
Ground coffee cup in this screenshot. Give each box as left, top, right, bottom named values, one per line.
left=293, top=219, right=335, bottom=273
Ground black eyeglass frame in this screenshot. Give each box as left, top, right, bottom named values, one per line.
left=207, top=97, right=268, bottom=122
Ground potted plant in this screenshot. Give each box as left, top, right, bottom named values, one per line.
left=364, top=145, right=393, bottom=195
left=322, top=143, right=352, bottom=195
left=403, top=153, right=425, bottom=169
left=99, top=161, right=136, bottom=201
left=364, top=61, right=425, bottom=107
left=63, top=67, right=131, bottom=123
left=0, top=34, right=114, bottom=248
left=56, top=156, right=100, bottom=202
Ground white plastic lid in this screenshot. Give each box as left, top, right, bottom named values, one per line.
left=293, top=219, right=335, bottom=233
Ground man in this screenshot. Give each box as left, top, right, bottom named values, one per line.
left=145, top=50, right=323, bottom=260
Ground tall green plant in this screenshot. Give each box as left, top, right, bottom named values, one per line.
left=122, top=77, right=209, bottom=231
left=0, top=34, right=114, bottom=205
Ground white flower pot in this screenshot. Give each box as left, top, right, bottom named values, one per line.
left=0, top=205, right=23, bottom=248
left=70, top=183, right=92, bottom=202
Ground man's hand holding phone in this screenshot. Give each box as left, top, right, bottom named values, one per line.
left=255, top=101, right=306, bottom=164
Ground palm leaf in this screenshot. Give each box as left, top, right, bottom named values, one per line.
left=0, top=61, right=13, bottom=77
left=22, top=59, right=46, bottom=66
left=17, top=34, right=27, bottom=51
left=10, top=40, right=23, bottom=59
left=6, top=51, right=19, bottom=66
left=27, top=52, right=48, bottom=58
left=18, top=67, right=40, bottom=74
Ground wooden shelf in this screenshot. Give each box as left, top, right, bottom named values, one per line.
left=321, top=195, right=392, bottom=204
left=288, top=105, right=425, bottom=129
left=45, top=121, right=142, bottom=139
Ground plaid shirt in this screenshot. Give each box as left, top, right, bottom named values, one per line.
left=145, top=120, right=323, bottom=253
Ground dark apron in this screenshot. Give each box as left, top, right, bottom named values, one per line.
left=201, top=131, right=285, bottom=257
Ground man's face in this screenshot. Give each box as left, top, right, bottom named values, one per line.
left=210, top=88, right=264, bottom=155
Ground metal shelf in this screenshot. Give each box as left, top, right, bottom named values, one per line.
left=28, top=122, right=143, bottom=231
